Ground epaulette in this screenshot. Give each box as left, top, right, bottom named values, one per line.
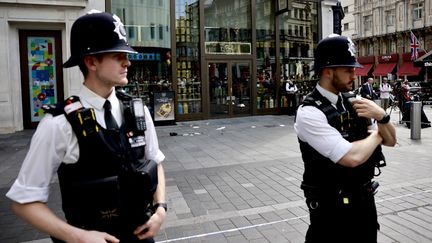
left=42, top=102, right=65, bottom=116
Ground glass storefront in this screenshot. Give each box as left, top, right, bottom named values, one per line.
left=109, top=0, right=321, bottom=122
left=256, top=0, right=276, bottom=110
left=176, top=0, right=202, bottom=115
left=111, top=0, right=173, bottom=119
left=279, top=1, right=318, bottom=107
left=203, top=0, right=252, bottom=55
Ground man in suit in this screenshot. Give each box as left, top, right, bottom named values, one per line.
left=361, top=77, right=376, bottom=100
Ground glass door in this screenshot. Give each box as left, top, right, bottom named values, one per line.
left=232, top=62, right=251, bottom=115
left=208, top=61, right=251, bottom=117
left=209, top=62, right=228, bottom=116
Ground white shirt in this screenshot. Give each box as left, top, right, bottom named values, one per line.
left=294, top=84, right=352, bottom=163
left=286, top=82, right=298, bottom=94
left=6, top=85, right=165, bottom=204
left=380, top=83, right=392, bottom=99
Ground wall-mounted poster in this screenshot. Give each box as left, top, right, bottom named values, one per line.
left=27, top=37, right=57, bottom=122
left=153, top=91, right=175, bottom=122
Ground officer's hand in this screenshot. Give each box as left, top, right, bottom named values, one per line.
left=68, top=229, right=119, bottom=243
left=134, top=207, right=166, bottom=240
left=351, top=98, right=386, bottom=120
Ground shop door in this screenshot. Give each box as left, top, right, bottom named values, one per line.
left=208, top=61, right=251, bottom=117
left=19, top=30, right=64, bottom=128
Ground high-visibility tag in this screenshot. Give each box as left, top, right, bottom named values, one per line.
left=343, top=197, right=349, bottom=204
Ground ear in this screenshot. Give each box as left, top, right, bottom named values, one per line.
left=83, top=56, right=97, bottom=71
left=321, top=67, right=333, bottom=79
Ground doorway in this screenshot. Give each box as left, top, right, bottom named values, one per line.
left=19, top=30, right=64, bottom=128
left=208, top=61, right=251, bottom=117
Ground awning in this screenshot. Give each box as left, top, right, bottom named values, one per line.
left=372, top=63, right=397, bottom=76
left=355, top=63, right=373, bottom=76
left=397, top=62, right=422, bottom=76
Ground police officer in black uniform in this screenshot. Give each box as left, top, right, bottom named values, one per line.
left=295, top=34, right=396, bottom=243
left=7, top=10, right=167, bottom=243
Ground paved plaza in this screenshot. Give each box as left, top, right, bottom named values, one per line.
left=0, top=106, right=432, bottom=243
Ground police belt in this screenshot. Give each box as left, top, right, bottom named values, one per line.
left=301, top=180, right=379, bottom=202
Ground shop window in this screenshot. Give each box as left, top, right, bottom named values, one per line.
left=112, top=0, right=170, bottom=48
left=204, top=0, right=252, bottom=54
left=175, top=0, right=201, bottom=115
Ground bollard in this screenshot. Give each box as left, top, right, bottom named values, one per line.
left=410, top=101, right=421, bottom=140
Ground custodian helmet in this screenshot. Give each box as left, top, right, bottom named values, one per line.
left=313, top=34, right=362, bottom=72
left=63, top=10, right=137, bottom=68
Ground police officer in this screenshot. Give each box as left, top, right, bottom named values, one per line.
left=295, top=34, right=396, bottom=243
left=6, top=10, right=166, bottom=243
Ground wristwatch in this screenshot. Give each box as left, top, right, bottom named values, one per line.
left=377, top=114, right=390, bottom=124
left=153, top=203, right=168, bottom=212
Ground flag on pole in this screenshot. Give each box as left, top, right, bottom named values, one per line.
left=410, top=31, right=420, bottom=61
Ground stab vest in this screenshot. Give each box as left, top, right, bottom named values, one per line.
left=298, top=88, right=383, bottom=192
left=43, top=92, right=155, bottom=238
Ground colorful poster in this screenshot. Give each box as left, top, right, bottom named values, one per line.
left=27, top=37, right=57, bottom=122
left=153, top=91, right=175, bottom=122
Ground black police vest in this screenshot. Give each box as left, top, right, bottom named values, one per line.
left=44, top=93, right=152, bottom=236
left=298, top=88, right=382, bottom=191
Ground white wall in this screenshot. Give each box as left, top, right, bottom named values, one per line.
left=0, top=0, right=104, bottom=133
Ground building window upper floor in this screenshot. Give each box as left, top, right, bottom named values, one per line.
left=386, top=9, right=395, bottom=26
left=413, top=3, right=423, bottom=20
left=364, top=15, right=372, bottom=32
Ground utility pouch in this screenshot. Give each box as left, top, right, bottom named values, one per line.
left=118, top=159, right=158, bottom=228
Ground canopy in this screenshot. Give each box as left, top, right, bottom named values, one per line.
left=355, top=63, right=373, bottom=76
left=397, top=62, right=421, bottom=76
left=372, top=63, right=397, bottom=76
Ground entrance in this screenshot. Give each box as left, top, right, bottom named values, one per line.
left=208, top=61, right=251, bottom=117
left=19, top=30, right=64, bottom=128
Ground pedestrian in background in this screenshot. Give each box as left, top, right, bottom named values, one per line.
left=6, top=10, right=167, bottom=243
left=379, top=77, right=392, bottom=111
left=295, top=34, right=396, bottom=243
left=360, top=77, right=377, bottom=100
left=285, top=78, right=298, bottom=115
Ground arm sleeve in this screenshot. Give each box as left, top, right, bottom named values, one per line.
left=294, top=106, right=352, bottom=163
left=143, top=106, right=165, bottom=164
left=6, top=115, right=74, bottom=203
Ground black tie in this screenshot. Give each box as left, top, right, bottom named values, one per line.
left=104, top=100, right=118, bottom=130
left=336, top=96, right=345, bottom=112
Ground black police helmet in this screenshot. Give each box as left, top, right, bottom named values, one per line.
left=63, top=10, right=137, bottom=68
left=313, top=34, right=363, bottom=72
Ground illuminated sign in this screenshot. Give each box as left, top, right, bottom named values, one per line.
left=128, top=53, right=161, bottom=61
left=205, top=42, right=251, bottom=55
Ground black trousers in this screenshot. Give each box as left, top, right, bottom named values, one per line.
left=305, top=193, right=379, bottom=243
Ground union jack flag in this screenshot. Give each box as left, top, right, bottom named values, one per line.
left=410, top=31, right=420, bottom=60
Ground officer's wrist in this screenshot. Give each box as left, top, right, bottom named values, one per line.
left=153, top=203, right=167, bottom=213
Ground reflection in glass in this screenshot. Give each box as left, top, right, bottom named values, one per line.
left=209, top=63, right=228, bottom=116
left=232, top=63, right=251, bottom=115
left=204, top=0, right=252, bottom=54
left=256, top=0, right=276, bottom=109
left=111, top=0, right=172, bottom=106
left=176, top=0, right=201, bottom=114
left=111, top=0, right=170, bottom=48
left=279, top=1, right=319, bottom=108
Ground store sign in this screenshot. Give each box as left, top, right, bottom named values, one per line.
left=425, top=62, right=432, bottom=67
left=205, top=42, right=251, bottom=55
left=128, top=52, right=161, bottom=61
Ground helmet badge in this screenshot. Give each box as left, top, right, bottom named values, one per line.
left=347, top=38, right=356, bottom=57
left=113, top=14, right=127, bottom=42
